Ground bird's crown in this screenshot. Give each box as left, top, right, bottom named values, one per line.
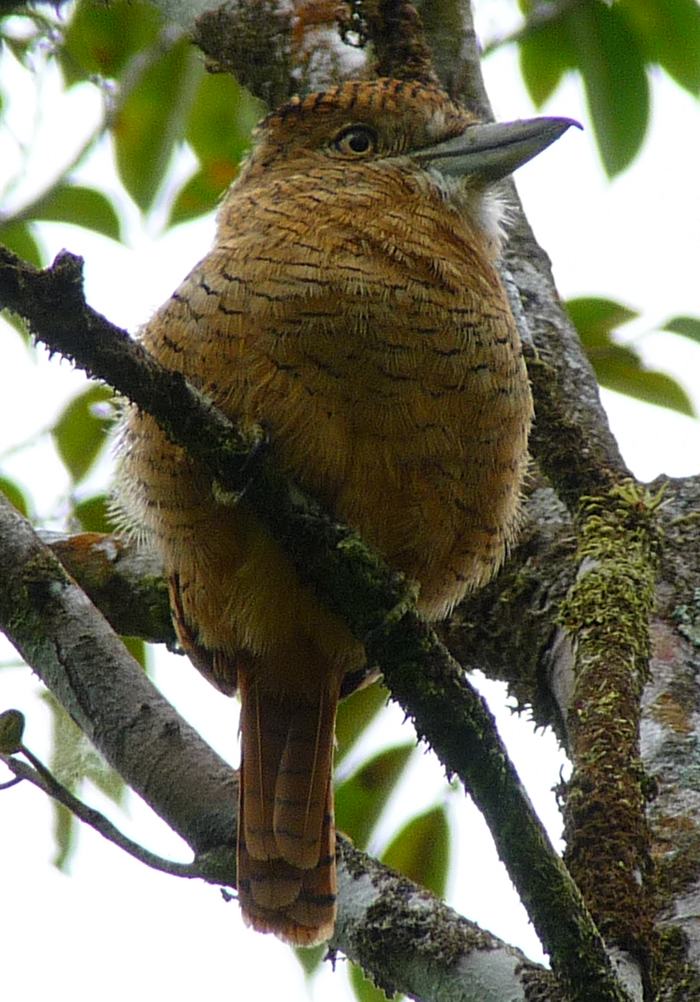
left=245, top=78, right=476, bottom=172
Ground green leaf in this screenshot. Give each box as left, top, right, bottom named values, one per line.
left=619, top=0, right=700, bottom=95
left=0, top=220, right=43, bottom=267
left=335, top=743, right=414, bottom=850
left=58, top=0, right=162, bottom=86
left=52, top=799, right=78, bottom=872
left=42, top=691, right=125, bottom=870
left=382, top=805, right=451, bottom=898
left=518, top=19, right=576, bottom=108
left=73, top=493, right=115, bottom=533
left=88, top=747, right=128, bottom=804
left=293, top=943, right=326, bottom=978
left=335, top=680, right=389, bottom=765
left=44, top=690, right=126, bottom=808
left=41, top=691, right=84, bottom=871
left=662, top=315, right=700, bottom=346
left=168, top=72, right=262, bottom=227
left=350, top=962, right=393, bottom=1002
left=30, top=184, right=122, bottom=242
left=113, top=36, right=201, bottom=212
left=51, top=384, right=115, bottom=484
left=186, top=70, right=262, bottom=166
left=566, top=2, right=650, bottom=176
left=122, top=635, right=148, bottom=671
left=0, top=475, right=30, bottom=518
left=566, top=296, right=639, bottom=345
left=1, top=307, right=31, bottom=343
left=600, top=362, right=695, bottom=417
left=168, top=168, right=231, bottom=228
left=567, top=298, right=696, bottom=417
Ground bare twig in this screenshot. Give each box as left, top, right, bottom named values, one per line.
left=1, top=748, right=202, bottom=879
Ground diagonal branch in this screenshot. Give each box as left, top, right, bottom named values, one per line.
left=0, top=245, right=631, bottom=1001
left=0, top=246, right=411, bottom=639
left=0, top=490, right=240, bottom=853
left=0, top=489, right=555, bottom=1001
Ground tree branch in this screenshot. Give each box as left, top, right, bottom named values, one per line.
left=15, top=478, right=700, bottom=994
left=41, top=488, right=576, bottom=742
left=361, top=0, right=438, bottom=83
left=42, top=530, right=176, bottom=647
left=333, top=837, right=560, bottom=1001
left=0, top=243, right=632, bottom=1000
left=0, top=491, right=240, bottom=853
left=641, top=476, right=700, bottom=996
left=192, top=0, right=294, bottom=107
left=0, top=490, right=558, bottom=1001
left=0, top=246, right=412, bottom=638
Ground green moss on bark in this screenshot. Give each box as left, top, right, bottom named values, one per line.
left=560, top=481, right=663, bottom=984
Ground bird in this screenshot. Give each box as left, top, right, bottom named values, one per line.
left=114, top=77, right=575, bottom=946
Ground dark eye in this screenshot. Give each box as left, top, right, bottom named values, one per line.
left=332, top=126, right=377, bottom=156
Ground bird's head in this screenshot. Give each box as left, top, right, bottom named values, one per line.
left=241, top=77, right=578, bottom=192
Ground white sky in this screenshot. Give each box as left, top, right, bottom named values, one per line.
left=1, top=7, right=699, bottom=1002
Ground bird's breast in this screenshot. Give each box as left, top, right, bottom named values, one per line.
left=141, top=170, right=532, bottom=619
left=197, top=178, right=533, bottom=612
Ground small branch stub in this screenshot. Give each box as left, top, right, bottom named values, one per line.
left=0, top=709, right=25, bottom=754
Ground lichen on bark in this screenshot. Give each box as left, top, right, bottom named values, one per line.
left=559, top=480, right=663, bottom=982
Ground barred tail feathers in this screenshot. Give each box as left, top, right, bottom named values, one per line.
left=237, top=669, right=340, bottom=946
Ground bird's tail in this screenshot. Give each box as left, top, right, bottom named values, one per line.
left=236, top=669, right=340, bottom=946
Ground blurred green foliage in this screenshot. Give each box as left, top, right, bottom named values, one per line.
left=517, top=0, right=700, bottom=175
left=51, top=384, right=117, bottom=484
left=335, top=742, right=415, bottom=849
left=568, top=297, right=696, bottom=417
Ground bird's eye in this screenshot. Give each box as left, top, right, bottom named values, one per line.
left=332, top=126, right=377, bottom=157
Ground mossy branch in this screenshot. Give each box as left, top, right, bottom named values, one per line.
left=560, top=482, right=664, bottom=984
left=0, top=244, right=633, bottom=1002
left=0, top=493, right=576, bottom=1002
